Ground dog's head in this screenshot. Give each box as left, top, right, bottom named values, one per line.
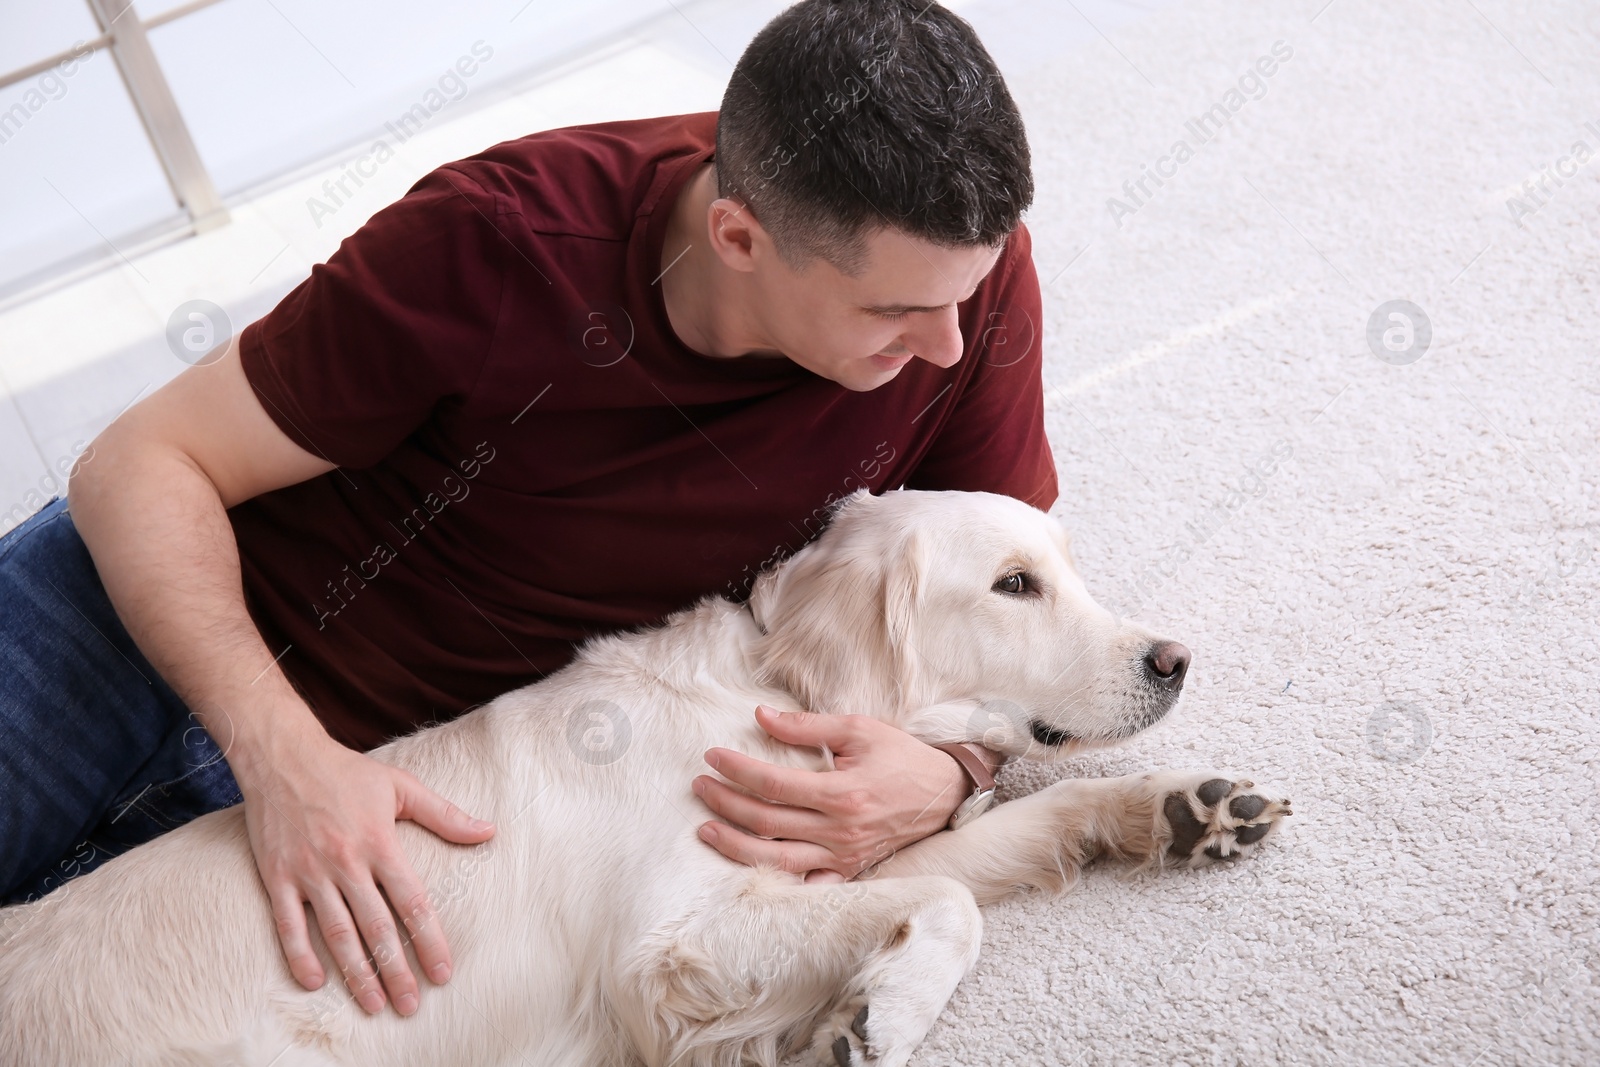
left=748, top=489, right=1189, bottom=759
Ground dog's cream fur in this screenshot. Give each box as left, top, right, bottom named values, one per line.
left=0, top=489, right=1289, bottom=1066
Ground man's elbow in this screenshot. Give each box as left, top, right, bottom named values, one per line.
left=67, top=423, right=175, bottom=514
left=67, top=434, right=103, bottom=489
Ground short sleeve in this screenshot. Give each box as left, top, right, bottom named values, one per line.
left=239, top=165, right=508, bottom=469
left=904, top=223, right=1059, bottom=510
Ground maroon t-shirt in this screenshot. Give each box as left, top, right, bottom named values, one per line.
left=231, top=112, right=1057, bottom=751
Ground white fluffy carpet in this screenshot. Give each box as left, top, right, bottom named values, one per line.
left=897, top=1, right=1600, bottom=1064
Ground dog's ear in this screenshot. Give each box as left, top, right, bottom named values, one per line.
left=747, top=488, right=877, bottom=638
left=883, top=526, right=925, bottom=648
left=749, top=491, right=924, bottom=716
left=749, top=546, right=892, bottom=718
left=882, top=527, right=928, bottom=709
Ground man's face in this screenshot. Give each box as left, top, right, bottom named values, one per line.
left=746, top=226, right=1004, bottom=392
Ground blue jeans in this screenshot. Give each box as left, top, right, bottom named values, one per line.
left=0, top=496, right=242, bottom=904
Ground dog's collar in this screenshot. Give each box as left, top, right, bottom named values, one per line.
left=743, top=598, right=768, bottom=636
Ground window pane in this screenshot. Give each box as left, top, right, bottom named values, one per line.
left=0, top=47, right=179, bottom=296
left=0, top=0, right=101, bottom=78
left=149, top=0, right=684, bottom=195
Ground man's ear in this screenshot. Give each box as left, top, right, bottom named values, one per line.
left=706, top=196, right=760, bottom=273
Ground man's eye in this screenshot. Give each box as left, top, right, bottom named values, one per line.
left=993, top=572, right=1029, bottom=595
left=871, top=309, right=908, bottom=322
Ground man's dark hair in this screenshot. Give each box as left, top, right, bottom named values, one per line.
left=716, top=0, right=1033, bottom=273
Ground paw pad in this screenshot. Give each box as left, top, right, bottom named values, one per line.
left=830, top=1005, right=869, bottom=1066
left=1164, top=776, right=1291, bottom=866
left=817, top=1001, right=871, bottom=1066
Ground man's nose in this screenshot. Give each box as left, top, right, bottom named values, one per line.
left=903, top=306, right=963, bottom=368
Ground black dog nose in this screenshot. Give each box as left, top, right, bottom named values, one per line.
left=1143, top=641, right=1191, bottom=691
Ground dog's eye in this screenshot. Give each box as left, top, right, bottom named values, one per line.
left=993, top=571, right=1030, bottom=596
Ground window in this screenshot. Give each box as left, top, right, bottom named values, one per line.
left=0, top=0, right=688, bottom=302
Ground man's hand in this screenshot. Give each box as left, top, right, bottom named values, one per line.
left=235, top=726, right=496, bottom=1016
left=692, top=705, right=967, bottom=881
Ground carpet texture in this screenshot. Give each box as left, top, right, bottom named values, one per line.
left=887, top=1, right=1599, bottom=1064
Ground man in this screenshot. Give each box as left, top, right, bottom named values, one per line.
left=0, top=0, right=1053, bottom=1022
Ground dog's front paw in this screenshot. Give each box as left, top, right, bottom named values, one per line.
left=1155, top=772, right=1291, bottom=867
left=810, top=999, right=873, bottom=1066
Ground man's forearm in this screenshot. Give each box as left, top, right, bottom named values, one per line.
left=69, top=439, right=326, bottom=781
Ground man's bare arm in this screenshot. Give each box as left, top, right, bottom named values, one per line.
left=70, top=336, right=335, bottom=764
left=68, top=336, right=494, bottom=1015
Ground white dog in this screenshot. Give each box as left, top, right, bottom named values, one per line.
left=0, top=489, right=1290, bottom=1066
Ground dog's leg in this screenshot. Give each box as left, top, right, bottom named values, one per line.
left=867, top=771, right=1292, bottom=904
left=620, top=870, right=981, bottom=1067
